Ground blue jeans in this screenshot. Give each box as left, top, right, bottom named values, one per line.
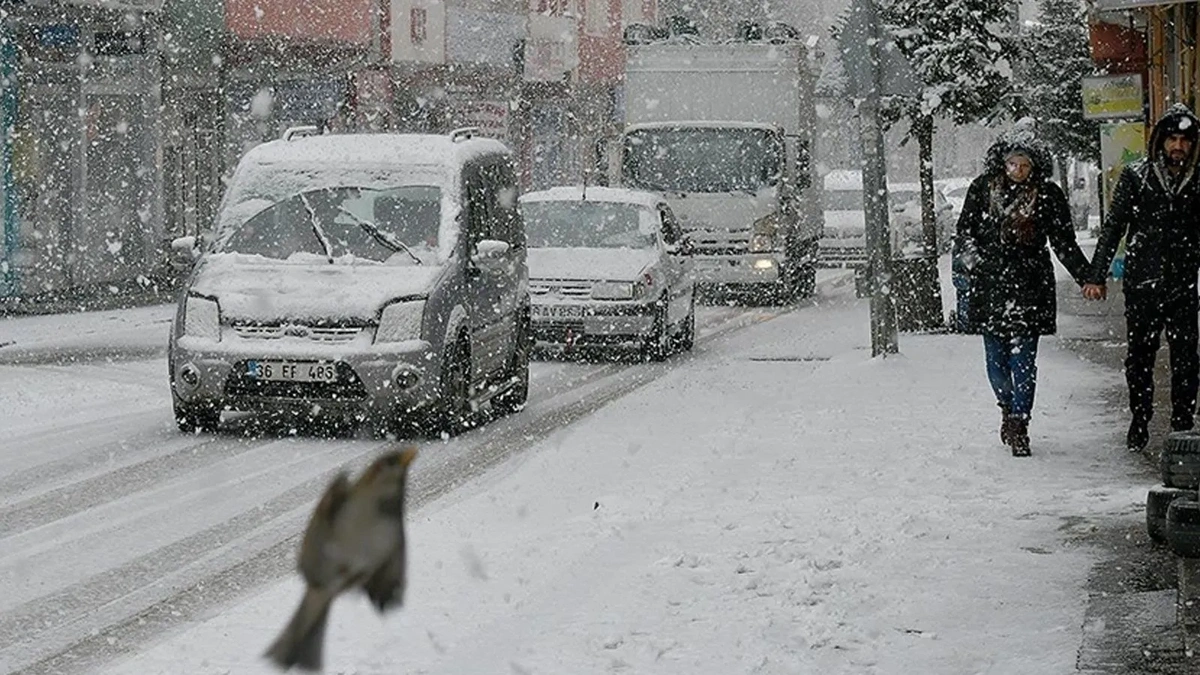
left=983, top=333, right=1040, bottom=419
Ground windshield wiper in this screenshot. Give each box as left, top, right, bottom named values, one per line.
left=335, top=206, right=423, bottom=265
left=299, top=193, right=334, bottom=263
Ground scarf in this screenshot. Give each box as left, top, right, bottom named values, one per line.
left=989, top=176, right=1038, bottom=246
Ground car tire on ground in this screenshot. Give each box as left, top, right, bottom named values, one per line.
left=1147, top=486, right=1197, bottom=543
left=643, top=298, right=672, bottom=362
left=173, top=396, right=220, bottom=434
left=1166, top=497, right=1200, bottom=557
left=434, top=337, right=474, bottom=436
left=492, top=313, right=531, bottom=415
left=1161, top=430, right=1200, bottom=489
left=673, top=294, right=696, bottom=352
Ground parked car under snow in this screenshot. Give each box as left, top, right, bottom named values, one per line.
left=168, top=128, right=531, bottom=436
left=519, top=187, right=696, bottom=360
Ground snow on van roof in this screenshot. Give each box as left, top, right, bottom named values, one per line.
left=624, top=121, right=780, bottom=133
left=520, top=186, right=663, bottom=210
left=243, top=132, right=510, bottom=169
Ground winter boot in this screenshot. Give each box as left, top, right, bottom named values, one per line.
left=1009, top=418, right=1030, bottom=457
left=999, top=406, right=1014, bottom=445
left=1128, top=418, right=1150, bottom=452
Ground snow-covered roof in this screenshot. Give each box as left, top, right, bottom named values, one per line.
left=520, top=186, right=663, bottom=211
left=241, top=132, right=510, bottom=171
left=624, top=121, right=780, bottom=134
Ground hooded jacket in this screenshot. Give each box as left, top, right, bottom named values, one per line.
left=1091, top=103, right=1200, bottom=293
left=954, top=123, right=1093, bottom=337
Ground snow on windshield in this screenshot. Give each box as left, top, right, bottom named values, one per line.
left=218, top=186, right=440, bottom=264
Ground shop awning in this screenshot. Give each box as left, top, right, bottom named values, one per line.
left=1097, top=0, right=1190, bottom=9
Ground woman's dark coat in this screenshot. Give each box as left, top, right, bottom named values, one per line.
left=954, top=134, right=1093, bottom=338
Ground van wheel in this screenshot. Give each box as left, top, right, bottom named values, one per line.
left=174, top=397, right=220, bottom=434
left=436, top=338, right=474, bottom=436
left=493, top=316, right=531, bottom=415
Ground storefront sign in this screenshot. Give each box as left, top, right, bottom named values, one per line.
left=1096, top=0, right=1189, bottom=9
left=453, top=99, right=510, bottom=142
left=1099, top=121, right=1145, bottom=210
left=525, top=14, right=578, bottom=82
left=446, top=8, right=523, bottom=67
left=1082, top=74, right=1144, bottom=120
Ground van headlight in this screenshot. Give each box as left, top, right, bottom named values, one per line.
left=183, top=294, right=221, bottom=341
left=376, top=299, right=425, bottom=343
left=592, top=281, right=634, bottom=300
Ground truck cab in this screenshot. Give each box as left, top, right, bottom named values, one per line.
left=608, top=35, right=822, bottom=302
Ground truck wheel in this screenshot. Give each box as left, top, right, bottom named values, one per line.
left=174, top=397, right=220, bottom=434
left=793, top=262, right=817, bottom=299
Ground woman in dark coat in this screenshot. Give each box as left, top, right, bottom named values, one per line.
left=955, top=125, right=1097, bottom=456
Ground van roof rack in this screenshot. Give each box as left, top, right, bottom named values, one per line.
left=282, top=125, right=322, bottom=141
left=449, top=127, right=481, bottom=143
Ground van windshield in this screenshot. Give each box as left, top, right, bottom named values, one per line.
left=218, top=186, right=441, bottom=264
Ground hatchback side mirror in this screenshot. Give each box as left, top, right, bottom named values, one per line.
left=170, top=235, right=204, bottom=270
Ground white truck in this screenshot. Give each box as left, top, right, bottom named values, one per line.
left=609, top=38, right=822, bottom=299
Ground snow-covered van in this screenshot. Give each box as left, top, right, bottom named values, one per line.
left=168, top=127, right=530, bottom=435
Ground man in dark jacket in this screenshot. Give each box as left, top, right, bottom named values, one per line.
left=1091, top=103, right=1200, bottom=451
left=956, top=121, right=1096, bottom=456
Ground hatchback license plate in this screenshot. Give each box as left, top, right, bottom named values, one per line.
left=246, top=360, right=338, bottom=383
left=533, top=305, right=584, bottom=319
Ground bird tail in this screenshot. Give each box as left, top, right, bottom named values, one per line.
left=264, top=587, right=335, bottom=671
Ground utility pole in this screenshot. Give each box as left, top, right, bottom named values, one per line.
left=841, top=0, right=899, bottom=356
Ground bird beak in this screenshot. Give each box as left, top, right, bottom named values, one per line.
left=399, top=447, right=418, bottom=468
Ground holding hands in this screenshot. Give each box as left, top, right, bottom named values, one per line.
left=1082, top=283, right=1107, bottom=301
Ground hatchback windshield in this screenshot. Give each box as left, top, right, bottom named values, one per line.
left=218, top=186, right=440, bottom=263
left=523, top=200, right=656, bottom=249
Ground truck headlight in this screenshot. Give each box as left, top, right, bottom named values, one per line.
left=183, top=294, right=221, bottom=341
left=592, top=281, right=634, bottom=300
left=376, top=299, right=425, bottom=343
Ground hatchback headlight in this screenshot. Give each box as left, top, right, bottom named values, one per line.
left=183, top=294, right=221, bottom=341
left=376, top=299, right=425, bottom=343
left=592, top=281, right=634, bottom=300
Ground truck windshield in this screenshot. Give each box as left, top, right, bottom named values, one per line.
left=623, top=127, right=782, bottom=194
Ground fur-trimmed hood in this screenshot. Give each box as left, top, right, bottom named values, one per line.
left=984, top=118, right=1054, bottom=183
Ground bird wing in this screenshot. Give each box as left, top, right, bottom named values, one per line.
left=298, top=471, right=351, bottom=583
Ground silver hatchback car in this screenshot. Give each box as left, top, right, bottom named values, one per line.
left=520, top=186, right=696, bottom=360
left=168, top=128, right=530, bottom=435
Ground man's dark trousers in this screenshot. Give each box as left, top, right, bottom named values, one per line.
left=1125, top=284, right=1200, bottom=429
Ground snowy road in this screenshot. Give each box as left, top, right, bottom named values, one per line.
left=0, top=296, right=831, bottom=675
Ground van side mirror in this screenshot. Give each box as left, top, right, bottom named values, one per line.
left=471, top=239, right=511, bottom=271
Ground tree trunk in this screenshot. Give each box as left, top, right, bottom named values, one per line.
left=892, top=113, right=945, bottom=333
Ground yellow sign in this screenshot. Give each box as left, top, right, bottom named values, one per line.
left=1100, top=121, right=1145, bottom=211
left=1082, top=74, right=1144, bottom=120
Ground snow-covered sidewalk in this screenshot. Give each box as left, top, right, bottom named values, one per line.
left=98, top=289, right=1138, bottom=675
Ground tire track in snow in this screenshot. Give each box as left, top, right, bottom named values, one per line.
left=1, top=302, right=805, bottom=674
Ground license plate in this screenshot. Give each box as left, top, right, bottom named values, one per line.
left=532, top=305, right=584, bottom=319
left=246, top=360, right=338, bottom=383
